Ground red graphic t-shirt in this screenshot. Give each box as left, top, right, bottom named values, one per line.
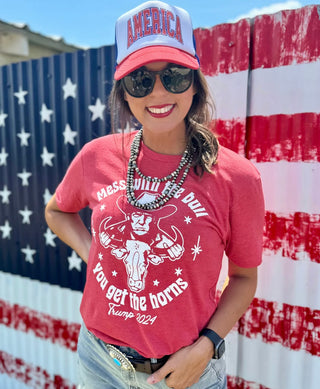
left=56, top=131, right=265, bottom=358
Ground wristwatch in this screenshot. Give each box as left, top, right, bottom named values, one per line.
left=200, top=328, right=225, bottom=359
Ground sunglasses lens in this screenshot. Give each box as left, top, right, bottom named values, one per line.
left=122, top=67, right=193, bottom=97
left=161, top=67, right=193, bottom=94
left=122, top=70, right=155, bottom=97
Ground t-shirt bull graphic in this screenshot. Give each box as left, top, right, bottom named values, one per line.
left=99, top=194, right=184, bottom=293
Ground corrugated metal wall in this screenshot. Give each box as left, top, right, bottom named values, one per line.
left=0, top=46, right=116, bottom=389
left=0, top=46, right=115, bottom=290
left=1, top=5, right=319, bottom=389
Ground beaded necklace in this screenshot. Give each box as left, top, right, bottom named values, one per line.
left=126, top=129, right=192, bottom=210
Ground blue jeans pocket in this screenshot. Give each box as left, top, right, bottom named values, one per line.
left=189, top=358, right=227, bottom=389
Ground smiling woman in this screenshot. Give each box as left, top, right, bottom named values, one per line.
left=45, top=1, right=265, bottom=389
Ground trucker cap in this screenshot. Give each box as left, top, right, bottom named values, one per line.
left=114, top=1, right=200, bottom=80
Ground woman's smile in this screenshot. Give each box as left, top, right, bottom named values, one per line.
left=146, top=104, right=175, bottom=118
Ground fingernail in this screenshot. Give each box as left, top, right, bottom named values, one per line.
left=147, top=375, right=156, bottom=384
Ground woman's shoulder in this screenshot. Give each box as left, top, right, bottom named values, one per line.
left=214, top=145, right=261, bottom=181
left=81, top=131, right=135, bottom=154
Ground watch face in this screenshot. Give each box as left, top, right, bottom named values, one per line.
left=215, top=339, right=225, bottom=359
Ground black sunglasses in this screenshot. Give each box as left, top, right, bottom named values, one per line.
left=121, top=65, right=194, bottom=98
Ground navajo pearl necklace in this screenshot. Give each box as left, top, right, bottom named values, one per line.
left=126, top=129, right=193, bottom=210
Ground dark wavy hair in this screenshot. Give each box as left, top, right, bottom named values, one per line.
left=108, top=68, right=219, bottom=176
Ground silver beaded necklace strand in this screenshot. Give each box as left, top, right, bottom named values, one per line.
left=126, top=129, right=193, bottom=210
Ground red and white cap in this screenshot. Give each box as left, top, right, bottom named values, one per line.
left=114, top=1, right=200, bottom=80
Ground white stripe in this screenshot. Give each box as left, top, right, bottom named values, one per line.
left=249, top=60, right=320, bottom=116
left=205, top=61, right=320, bottom=119
left=219, top=251, right=320, bottom=311
left=0, top=325, right=78, bottom=384
left=0, top=271, right=82, bottom=323
left=226, top=332, right=320, bottom=389
left=205, top=71, right=249, bottom=120
left=254, top=161, right=320, bottom=214
left=0, top=374, right=30, bottom=389
left=256, top=251, right=320, bottom=310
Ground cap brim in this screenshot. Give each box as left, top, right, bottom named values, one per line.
left=114, top=46, right=199, bottom=80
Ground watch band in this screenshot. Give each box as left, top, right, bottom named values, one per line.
left=200, top=328, right=225, bottom=359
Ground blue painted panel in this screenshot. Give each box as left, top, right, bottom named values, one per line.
left=0, top=45, right=116, bottom=291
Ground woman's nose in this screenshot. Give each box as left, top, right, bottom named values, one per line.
left=150, top=75, right=167, bottom=95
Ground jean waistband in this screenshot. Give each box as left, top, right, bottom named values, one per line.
left=112, top=344, right=169, bottom=364
left=109, top=344, right=169, bottom=374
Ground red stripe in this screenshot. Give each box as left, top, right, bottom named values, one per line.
left=0, top=299, right=80, bottom=352
left=239, top=297, right=320, bottom=356
left=194, top=19, right=250, bottom=76
left=214, top=113, right=320, bottom=162
left=0, top=350, right=76, bottom=389
left=264, top=211, right=320, bottom=263
left=227, top=375, right=270, bottom=389
left=196, top=6, right=320, bottom=74
left=211, top=119, right=246, bottom=156
left=252, top=5, right=320, bottom=69
left=2, top=289, right=320, bottom=366
left=246, top=113, right=320, bottom=162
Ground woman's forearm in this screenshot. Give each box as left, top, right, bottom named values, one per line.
left=147, top=264, right=258, bottom=387
left=45, top=194, right=91, bottom=263
left=205, top=263, right=257, bottom=338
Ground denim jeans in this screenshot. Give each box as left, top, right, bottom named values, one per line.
left=77, top=323, right=227, bottom=389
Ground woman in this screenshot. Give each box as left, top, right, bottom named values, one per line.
left=45, top=1, right=265, bottom=388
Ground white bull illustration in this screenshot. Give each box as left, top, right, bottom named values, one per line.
left=99, top=198, right=184, bottom=293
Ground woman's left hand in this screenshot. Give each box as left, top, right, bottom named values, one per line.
left=147, top=336, right=213, bottom=389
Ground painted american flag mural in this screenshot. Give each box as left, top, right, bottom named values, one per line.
left=195, top=5, right=320, bottom=388
left=0, top=5, right=319, bottom=389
